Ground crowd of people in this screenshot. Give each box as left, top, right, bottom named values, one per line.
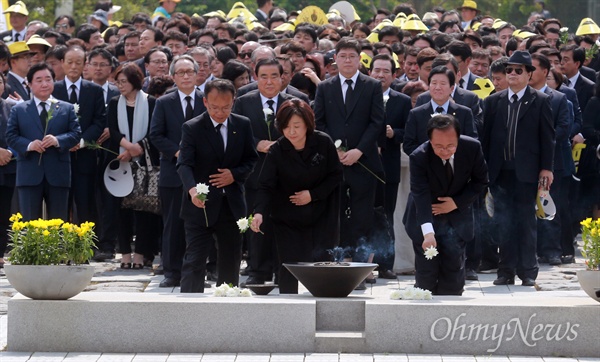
left=0, top=0, right=599, bottom=295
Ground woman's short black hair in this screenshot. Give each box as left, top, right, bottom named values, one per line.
left=276, top=98, right=315, bottom=135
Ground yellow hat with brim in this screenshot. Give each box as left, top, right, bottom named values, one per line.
left=366, top=32, right=379, bottom=44
left=513, top=30, right=536, bottom=39
left=393, top=12, right=407, bottom=28
left=273, top=21, right=296, bottom=32
left=227, top=2, right=257, bottom=22
left=295, top=6, right=328, bottom=26
left=247, top=21, right=266, bottom=31
left=492, top=19, right=507, bottom=29
left=360, top=52, right=372, bottom=69
left=576, top=18, right=600, bottom=36
left=458, top=0, right=479, bottom=12
left=203, top=10, right=227, bottom=21
left=8, top=41, right=32, bottom=56
left=401, top=14, right=428, bottom=32
left=26, top=35, right=52, bottom=48
left=372, top=19, right=394, bottom=32
left=3, top=1, right=28, bottom=16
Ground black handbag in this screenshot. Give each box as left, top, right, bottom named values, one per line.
left=122, top=139, right=161, bottom=215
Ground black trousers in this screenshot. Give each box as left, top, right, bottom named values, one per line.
left=18, top=178, right=69, bottom=221
left=117, top=207, right=161, bottom=259
left=180, top=202, right=242, bottom=293
left=159, top=186, right=186, bottom=280
left=0, top=176, right=15, bottom=255
left=492, top=170, right=538, bottom=280
left=69, top=169, right=98, bottom=224
left=97, top=179, right=120, bottom=253
left=412, top=225, right=466, bottom=295
left=373, top=181, right=397, bottom=271
left=245, top=188, right=276, bottom=280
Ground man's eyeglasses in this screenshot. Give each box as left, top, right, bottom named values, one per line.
left=432, top=145, right=457, bottom=152
left=206, top=104, right=232, bottom=113
left=149, top=60, right=169, bottom=65
left=505, top=67, right=524, bottom=75
left=174, top=69, right=197, bottom=77
left=55, top=24, right=70, bottom=30
left=239, top=52, right=252, bottom=59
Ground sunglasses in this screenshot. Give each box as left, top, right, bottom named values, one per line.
left=505, top=67, right=524, bottom=75
left=239, top=52, right=252, bottom=59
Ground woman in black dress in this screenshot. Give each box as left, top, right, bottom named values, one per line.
left=107, top=63, right=161, bottom=269
left=251, top=99, right=343, bottom=294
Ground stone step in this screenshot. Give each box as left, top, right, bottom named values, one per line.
left=315, top=331, right=366, bottom=353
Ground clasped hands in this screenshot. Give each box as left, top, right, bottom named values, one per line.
left=29, top=135, right=59, bottom=153
left=338, top=148, right=362, bottom=166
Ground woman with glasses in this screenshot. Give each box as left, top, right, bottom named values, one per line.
left=107, top=63, right=161, bottom=270
left=53, top=15, right=76, bottom=36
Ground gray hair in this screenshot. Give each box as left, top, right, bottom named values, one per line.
left=186, top=46, right=214, bottom=63
left=251, top=46, right=276, bottom=64
left=169, top=54, right=199, bottom=76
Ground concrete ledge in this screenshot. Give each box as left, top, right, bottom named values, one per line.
left=7, top=292, right=600, bottom=357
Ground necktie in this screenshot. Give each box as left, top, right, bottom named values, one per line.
left=345, top=79, right=353, bottom=112
left=40, top=102, right=48, bottom=130
left=215, top=123, right=225, bottom=151
left=459, top=78, right=465, bottom=89
left=69, top=84, right=78, bottom=104
left=22, top=81, right=30, bottom=98
left=435, top=106, right=444, bottom=114
left=266, top=99, right=275, bottom=116
left=445, top=159, right=453, bottom=184
left=14, top=33, right=19, bottom=42
left=511, top=94, right=518, bottom=103
left=564, top=79, right=572, bottom=87
left=185, top=96, right=193, bottom=121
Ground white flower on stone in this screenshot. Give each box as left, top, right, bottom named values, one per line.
left=424, top=246, right=439, bottom=260
left=240, top=289, right=252, bottom=297
left=390, top=286, right=432, bottom=300
left=413, top=288, right=425, bottom=300
left=195, top=182, right=209, bottom=201
left=263, top=107, right=273, bottom=121
left=213, top=283, right=252, bottom=297
left=237, top=217, right=249, bottom=232
left=226, top=287, right=240, bottom=297
left=390, top=289, right=402, bottom=300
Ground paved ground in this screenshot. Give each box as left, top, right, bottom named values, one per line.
left=0, top=240, right=597, bottom=361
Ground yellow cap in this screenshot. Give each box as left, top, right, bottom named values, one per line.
left=513, top=30, right=536, bottom=39
left=576, top=18, right=600, bottom=36
left=392, top=12, right=407, bottom=28
left=26, top=34, right=51, bottom=48
left=471, top=77, right=495, bottom=99
left=401, top=14, right=428, bottom=32
left=3, top=1, right=28, bottom=16
left=8, top=41, right=32, bottom=56
left=227, top=2, right=257, bottom=22
left=458, top=0, right=478, bottom=11
left=295, top=6, right=328, bottom=26
left=372, top=19, right=394, bottom=32
left=203, top=10, right=227, bottom=21
left=273, top=21, right=296, bottom=32
left=365, top=32, right=379, bottom=44
left=492, top=19, right=507, bottom=29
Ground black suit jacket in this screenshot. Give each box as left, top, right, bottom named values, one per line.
left=232, top=90, right=294, bottom=189
left=150, top=89, right=206, bottom=188
left=463, top=72, right=478, bottom=91
left=4, top=73, right=29, bottom=100
left=403, top=101, right=477, bottom=156
left=558, top=85, right=582, bottom=137
left=0, top=99, right=15, bottom=181
left=543, top=87, right=571, bottom=173
left=314, top=72, right=385, bottom=174
left=236, top=82, right=310, bottom=103
left=482, top=87, right=555, bottom=184
left=580, top=66, right=597, bottom=83
left=381, top=89, right=411, bottom=183
left=177, top=112, right=258, bottom=224
left=403, top=136, right=488, bottom=243
left=573, top=73, right=595, bottom=112
left=416, top=87, right=483, bottom=133
left=53, top=79, right=106, bottom=174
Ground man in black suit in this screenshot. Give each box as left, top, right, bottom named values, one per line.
left=403, top=115, right=488, bottom=295
left=52, top=45, right=106, bottom=225
left=404, top=66, right=478, bottom=157
left=447, top=41, right=479, bottom=91
left=232, top=58, right=295, bottom=286
left=560, top=45, right=595, bottom=112
left=369, top=54, right=412, bottom=278
left=6, top=63, right=81, bottom=221
left=150, top=55, right=207, bottom=288
left=530, top=53, right=572, bottom=266
left=481, top=51, right=555, bottom=287
left=254, top=0, right=272, bottom=24
left=314, top=37, right=385, bottom=284
left=0, top=1, right=28, bottom=43
left=3, top=42, right=32, bottom=101
left=178, top=79, right=258, bottom=293
left=415, top=54, right=483, bottom=132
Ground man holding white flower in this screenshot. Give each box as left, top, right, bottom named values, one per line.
left=178, top=79, right=258, bottom=293
left=403, top=115, right=487, bottom=295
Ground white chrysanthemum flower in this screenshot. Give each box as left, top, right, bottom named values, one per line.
left=213, top=287, right=226, bottom=297
left=226, top=288, right=239, bottom=297
left=237, top=217, right=249, bottom=232
left=424, top=246, right=439, bottom=260
left=240, top=289, right=252, bottom=297
left=413, top=288, right=426, bottom=300
left=334, top=139, right=342, bottom=149
left=3, top=36, right=11, bottom=42
left=263, top=108, right=273, bottom=121
left=383, top=95, right=389, bottom=103
left=195, top=182, right=209, bottom=195
left=390, top=290, right=402, bottom=300
left=73, top=103, right=80, bottom=114
left=402, top=287, right=415, bottom=300
left=559, top=27, right=568, bottom=33
left=423, top=290, right=433, bottom=300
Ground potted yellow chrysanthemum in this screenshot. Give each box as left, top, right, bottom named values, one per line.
left=4, top=213, right=96, bottom=300
left=577, top=218, right=600, bottom=302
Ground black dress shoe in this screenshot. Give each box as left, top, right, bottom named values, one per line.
left=378, top=269, right=397, bottom=279
left=204, top=282, right=212, bottom=288
left=206, top=271, right=218, bottom=281
left=354, top=280, right=367, bottom=290
left=537, top=256, right=549, bottom=264
left=561, top=255, right=575, bottom=264
left=159, top=278, right=180, bottom=288
left=465, top=269, right=479, bottom=281
left=91, top=251, right=115, bottom=262
left=548, top=256, right=562, bottom=266
left=493, top=276, right=515, bottom=285
left=521, top=278, right=536, bottom=286
left=240, top=276, right=265, bottom=287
